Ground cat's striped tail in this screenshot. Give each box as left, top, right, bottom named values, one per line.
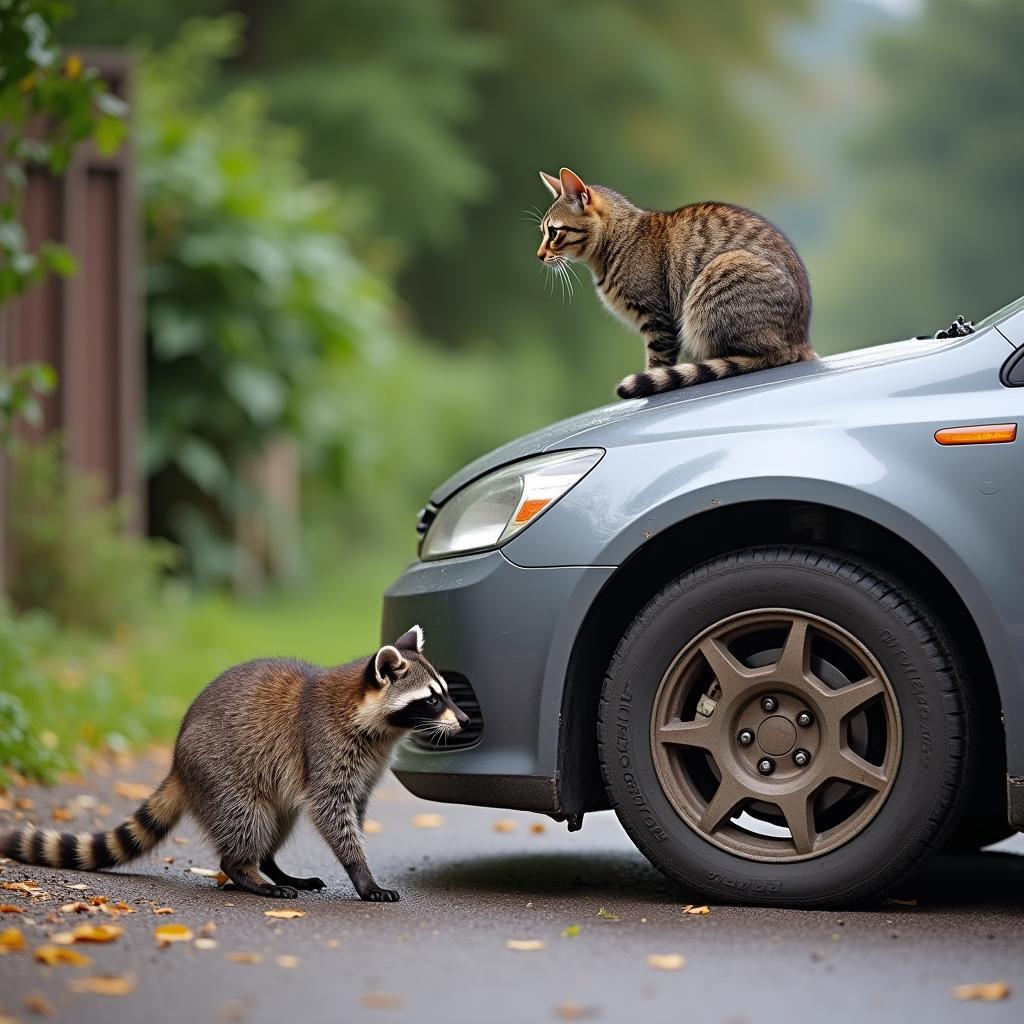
left=0, top=771, right=186, bottom=871
left=617, top=352, right=812, bottom=399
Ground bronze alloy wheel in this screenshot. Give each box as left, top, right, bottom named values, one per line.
left=650, top=608, right=902, bottom=862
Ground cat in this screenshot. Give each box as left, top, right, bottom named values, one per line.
left=0, top=626, right=468, bottom=902
left=537, top=167, right=814, bottom=398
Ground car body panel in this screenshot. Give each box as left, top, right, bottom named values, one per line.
left=385, top=316, right=1024, bottom=815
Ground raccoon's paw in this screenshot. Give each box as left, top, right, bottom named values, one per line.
left=266, top=885, right=300, bottom=899
left=363, top=887, right=400, bottom=903
left=616, top=373, right=653, bottom=400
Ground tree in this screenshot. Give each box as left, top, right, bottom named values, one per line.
left=812, top=0, right=1024, bottom=351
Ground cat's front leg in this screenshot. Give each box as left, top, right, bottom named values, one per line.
left=642, top=326, right=681, bottom=370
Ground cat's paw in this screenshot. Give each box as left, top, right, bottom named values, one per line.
left=616, top=373, right=652, bottom=399
left=362, top=887, right=400, bottom=903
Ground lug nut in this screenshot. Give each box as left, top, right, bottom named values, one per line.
left=797, top=710, right=814, bottom=727
left=760, top=696, right=778, bottom=713
left=793, top=748, right=811, bottom=767
left=737, top=729, right=755, bottom=746
left=757, top=757, right=775, bottom=776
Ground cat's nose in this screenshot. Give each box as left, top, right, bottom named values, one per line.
left=537, top=250, right=547, bottom=261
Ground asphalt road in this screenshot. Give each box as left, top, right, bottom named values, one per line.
left=1, top=751, right=1022, bottom=1024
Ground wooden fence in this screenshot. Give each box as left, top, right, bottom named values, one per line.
left=0, top=53, right=140, bottom=591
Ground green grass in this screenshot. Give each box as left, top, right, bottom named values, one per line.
left=2, top=548, right=410, bottom=782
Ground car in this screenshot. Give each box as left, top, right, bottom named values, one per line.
left=381, top=294, right=1024, bottom=907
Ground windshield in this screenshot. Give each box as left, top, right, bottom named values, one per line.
left=974, top=293, right=1024, bottom=332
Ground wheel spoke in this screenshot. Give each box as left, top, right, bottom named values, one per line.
left=814, top=675, right=885, bottom=720
left=825, top=748, right=888, bottom=792
left=776, top=791, right=817, bottom=855
left=773, top=616, right=811, bottom=683
left=698, top=636, right=769, bottom=697
left=657, top=717, right=719, bottom=751
left=698, top=774, right=749, bottom=835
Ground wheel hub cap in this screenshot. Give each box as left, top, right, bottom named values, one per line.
left=650, top=609, right=902, bottom=863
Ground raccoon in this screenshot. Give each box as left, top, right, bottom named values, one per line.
left=0, top=626, right=467, bottom=902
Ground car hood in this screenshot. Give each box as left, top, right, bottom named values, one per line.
left=428, top=334, right=978, bottom=505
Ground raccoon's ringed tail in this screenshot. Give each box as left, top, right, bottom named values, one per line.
left=0, top=771, right=187, bottom=871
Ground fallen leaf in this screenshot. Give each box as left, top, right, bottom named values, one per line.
left=360, top=993, right=405, bottom=1010
left=34, top=945, right=91, bottom=967
left=199, top=921, right=217, bottom=937
left=506, top=939, right=546, bottom=951
left=561, top=925, right=581, bottom=938
left=61, top=883, right=89, bottom=891
left=952, top=983, right=1011, bottom=1002
left=227, top=952, right=263, bottom=965
left=88, top=896, right=109, bottom=906
left=153, top=907, right=174, bottom=915
left=596, top=907, right=620, bottom=921
left=24, top=989, right=56, bottom=1016
left=276, top=954, right=300, bottom=968
left=99, top=901, right=135, bottom=917
left=362, top=820, right=383, bottom=835
left=194, top=938, right=218, bottom=950
left=61, top=902, right=94, bottom=914
left=2, top=881, right=44, bottom=896
left=68, top=974, right=135, bottom=996
left=0, top=904, right=25, bottom=913
left=682, top=904, right=710, bottom=916
left=69, top=923, right=123, bottom=943
left=15, top=796, right=33, bottom=810
left=50, top=931, right=75, bottom=945
left=554, top=1003, right=597, bottom=1021
left=188, top=866, right=220, bottom=877
left=493, top=819, right=517, bottom=833
left=529, top=822, right=546, bottom=835
left=646, top=953, right=686, bottom=971
left=411, top=813, right=443, bottom=829
left=113, top=781, right=152, bottom=801
left=263, top=908, right=306, bottom=920
left=155, top=923, right=193, bottom=945
left=52, top=806, right=74, bottom=822
left=0, top=927, right=26, bottom=952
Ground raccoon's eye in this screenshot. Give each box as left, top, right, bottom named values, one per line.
left=423, top=694, right=440, bottom=709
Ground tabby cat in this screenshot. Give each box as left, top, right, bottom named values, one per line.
left=537, top=167, right=814, bottom=398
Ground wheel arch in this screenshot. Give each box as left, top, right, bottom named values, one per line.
left=557, top=498, right=1007, bottom=824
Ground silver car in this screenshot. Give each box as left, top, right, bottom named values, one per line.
left=382, top=295, right=1024, bottom=906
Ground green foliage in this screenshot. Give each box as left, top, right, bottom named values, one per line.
left=0, top=607, right=66, bottom=785
left=6, top=438, right=172, bottom=631
left=813, top=0, right=1024, bottom=350
left=139, top=17, right=403, bottom=585
left=0, top=0, right=126, bottom=436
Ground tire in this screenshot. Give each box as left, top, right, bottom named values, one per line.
left=597, top=545, right=974, bottom=907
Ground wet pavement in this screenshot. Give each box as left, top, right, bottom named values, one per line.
left=0, top=750, right=1022, bottom=1024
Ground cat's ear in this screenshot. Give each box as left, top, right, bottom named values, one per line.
left=373, top=645, right=407, bottom=687
left=559, top=167, right=590, bottom=208
left=539, top=170, right=561, bottom=198
left=395, top=624, right=424, bottom=654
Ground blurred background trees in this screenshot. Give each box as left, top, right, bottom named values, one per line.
left=3, top=0, right=1024, bottom=778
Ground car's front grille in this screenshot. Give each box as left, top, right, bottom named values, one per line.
left=411, top=672, right=483, bottom=750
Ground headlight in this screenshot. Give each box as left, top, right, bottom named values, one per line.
left=420, top=448, right=603, bottom=560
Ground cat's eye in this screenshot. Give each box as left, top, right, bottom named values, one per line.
left=547, top=225, right=558, bottom=241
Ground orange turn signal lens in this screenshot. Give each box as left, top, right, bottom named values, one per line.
left=513, top=497, right=551, bottom=524
left=934, top=423, right=1017, bottom=446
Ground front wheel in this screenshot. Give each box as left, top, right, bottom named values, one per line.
left=597, top=546, right=974, bottom=907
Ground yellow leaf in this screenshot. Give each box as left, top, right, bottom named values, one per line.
left=0, top=927, right=26, bottom=952
left=113, top=781, right=152, bottom=800
left=60, top=902, right=94, bottom=914
left=99, top=901, right=135, bottom=917
left=646, top=953, right=686, bottom=971
left=952, top=983, right=1011, bottom=1002
left=70, top=924, right=123, bottom=943
left=411, top=813, right=443, bottom=829
left=153, top=907, right=174, bottom=915
left=34, top=945, right=91, bottom=967
left=227, top=952, right=263, bottom=965
left=505, top=939, right=546, bottom=951
left=362, top=820, right=383, bottom=835
left=264, top=909, right=306, bottom=920
left=50, top=931, right=75, bottom=945
left=155, top=923, right=193, bottom=945
left=2, top=881, right=44, bottom=896
left=0, top=904, right=25, bottom=914
left=493, top=819, right=516, bottom=833
left=276, top=954, right=300, bottom=968
left=68, top=974, right=135, bottom=996
left=683, top=904, right=710, bottom=916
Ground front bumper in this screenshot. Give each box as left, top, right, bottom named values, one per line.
left=381, top=550, right=614, bottom=814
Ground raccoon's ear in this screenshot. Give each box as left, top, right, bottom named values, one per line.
left=373, top=645, right=407, bottom=687
left=395, top=624, right=424, bottom=654
left=539, top=170, right=561, bottom=198
left=559, top=167, right=590, bottom=208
